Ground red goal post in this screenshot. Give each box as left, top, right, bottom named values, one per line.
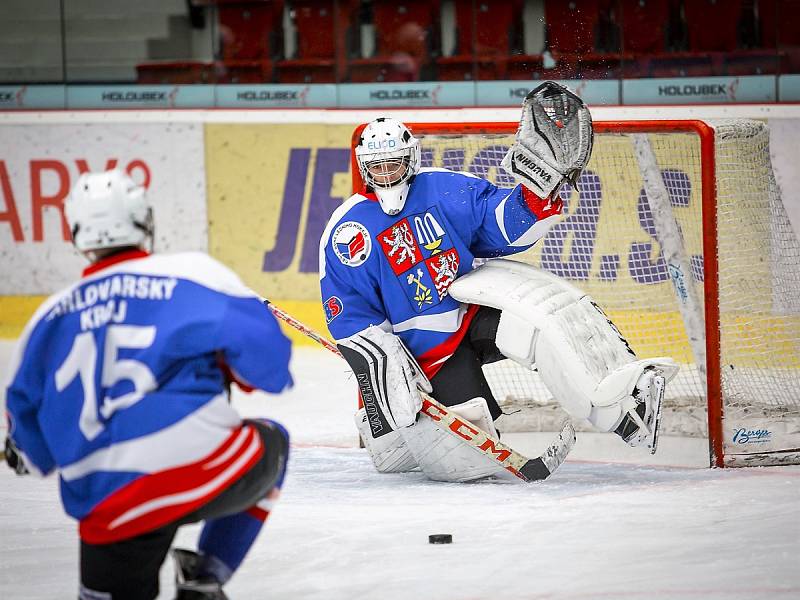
left=350, top=119, right=800, bottom=468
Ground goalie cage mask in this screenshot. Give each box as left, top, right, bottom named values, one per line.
left=356, top=117, right=421, bottom=216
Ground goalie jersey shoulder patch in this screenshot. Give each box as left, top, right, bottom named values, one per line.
left=332, top=221, right=372, bottom=267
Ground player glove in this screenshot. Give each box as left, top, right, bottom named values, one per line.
left=4, top=437, right=29, bottom=475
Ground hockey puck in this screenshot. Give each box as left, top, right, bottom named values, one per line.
left=428, top=534, right=453, bottom=544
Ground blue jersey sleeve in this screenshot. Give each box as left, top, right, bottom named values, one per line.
left=6, top=328, right=56, bottom=476
left=216, top=297, right=293, bottom=393
left=320, top=244, right=387, bottom=341
left=453, top=175, right=562, bottom=258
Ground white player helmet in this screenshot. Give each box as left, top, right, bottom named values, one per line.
left=65, top=169, right=153, bottom=255
left=355, top=117, right=420, bottom=215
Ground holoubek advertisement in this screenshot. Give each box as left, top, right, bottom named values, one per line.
left=0, top=122, right=207, bottom=336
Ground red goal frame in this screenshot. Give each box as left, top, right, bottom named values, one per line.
left=351, top=120, right=725, bottom=466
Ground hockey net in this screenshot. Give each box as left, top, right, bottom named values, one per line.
left=350, top=119, right=800, bottom=468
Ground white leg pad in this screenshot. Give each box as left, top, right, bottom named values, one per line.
left=449, top=397, right=499, bottom=439
left=400, top=398, right=512, bottom=482
left=448, top=259, right=679, bottom=432
left=355, top=408, right=418, bottom=473
left=400, top=419, right=510, bottom=483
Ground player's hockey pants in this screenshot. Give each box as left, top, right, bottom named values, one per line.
left=430, top=305, right=505, bottom=420
left=78, top=419, right=289, bottom=600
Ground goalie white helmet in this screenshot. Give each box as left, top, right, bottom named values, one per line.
left=355, top=117, right=420, bottom=215
left=65, top=169, right=153, bottom=256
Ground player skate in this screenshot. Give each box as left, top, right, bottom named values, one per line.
left=172, top=548, right=229, bottom=600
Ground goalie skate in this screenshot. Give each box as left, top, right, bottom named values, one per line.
left=615, top=368, right=666, bottom=454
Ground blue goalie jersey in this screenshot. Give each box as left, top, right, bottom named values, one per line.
left=319, top=168, right=563, bottom=377
left=5, top=250, right=292, bottom=542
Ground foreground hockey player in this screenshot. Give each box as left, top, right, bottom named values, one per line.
left=4, top=169, right=293, bottom=600
left=320, top=82, right=678, bottom=482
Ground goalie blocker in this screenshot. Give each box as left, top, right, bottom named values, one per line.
left=337, top=326, right=430, bottom=437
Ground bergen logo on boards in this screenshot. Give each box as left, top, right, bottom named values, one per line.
left=732, top=427, right=771, bottom=445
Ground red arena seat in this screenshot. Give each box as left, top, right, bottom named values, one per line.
left=136, top=61, right=216, bottom=84
left=348, top=0, right=440, bottom=82
left=617, top=0, right=670, bottom=54
left=683, top=0, right=742, bottom=52
left=276, top=0, right=359, bottom=83
left=758, top=0, right=800, bottom=72
left=217, top=0, right=284, bottom=61
left=543, top=0, right=601, bottom=55
left=215, top=59, right=274, bottom=83
left=437, top=0, right=523, bottom=81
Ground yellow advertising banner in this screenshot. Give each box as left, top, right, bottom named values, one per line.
left=205, top=123, right=357, bottom=344
left=203, top=124, right=707, bottom=354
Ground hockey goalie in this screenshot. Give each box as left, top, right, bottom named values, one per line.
left=320, top=82, right=679, bottom=482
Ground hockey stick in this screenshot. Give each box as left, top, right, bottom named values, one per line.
left=263, top=300, right=575, bottom=483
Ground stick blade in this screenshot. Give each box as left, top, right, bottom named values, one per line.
left=518, top=420, right=576, bottom=482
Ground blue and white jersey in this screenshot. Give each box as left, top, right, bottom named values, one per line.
left=5, top=250, right=292, bottom=542
left=320, top=168, right=562, bottom=376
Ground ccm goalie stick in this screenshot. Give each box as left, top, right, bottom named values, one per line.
left=263, top=300, right=576, bottom=483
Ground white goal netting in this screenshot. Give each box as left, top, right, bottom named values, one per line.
left=410, top=120, right=800, bottom=466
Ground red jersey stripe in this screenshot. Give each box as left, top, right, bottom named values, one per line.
left=79, top=424, right=264, bottom=544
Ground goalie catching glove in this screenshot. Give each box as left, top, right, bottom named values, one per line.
left=337, top=326, right=431, bottom=438
left=501, top=81, right=594, bottom=199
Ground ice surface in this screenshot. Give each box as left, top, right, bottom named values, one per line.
left=1, top=343, right=799, bottom=599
